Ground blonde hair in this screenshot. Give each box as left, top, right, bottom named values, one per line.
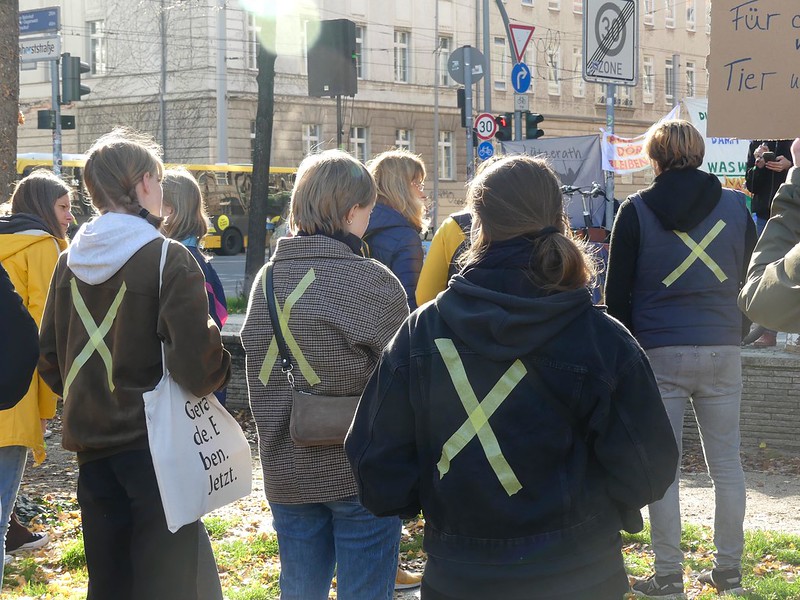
left=461, top=155, right=595, bottom=292
left=289, top=150, right=376, bottom=235
left=7, top=169, right=72, bottom=239
left=83, top=127, right=164, bottom=226
left=367, top=149, right=427, bottom=231
left=644, top=119, right=705, bottom=173
left=161, top=167, right=209, bottom=241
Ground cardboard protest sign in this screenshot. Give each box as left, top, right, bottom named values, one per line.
left=708, top=0, right=800, bottom=139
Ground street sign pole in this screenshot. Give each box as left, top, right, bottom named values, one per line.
left=605, top=83, right=616, bottom=228
left=50, top=57, right=62, bottom=176
left=464, top=47, right=475, bottom=181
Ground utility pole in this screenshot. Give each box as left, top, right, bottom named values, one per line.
left=605, top=83, right=615, bottom=228
left=159, top=0, right=167, bottom=158
left=216, top=0, right=228, bottom=163
left=433, top=0, right=440, bottom=228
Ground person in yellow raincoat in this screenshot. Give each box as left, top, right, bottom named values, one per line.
left=0, top=170, right=73, bottom=559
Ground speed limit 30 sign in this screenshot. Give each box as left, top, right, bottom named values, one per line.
left=583, top=0, right=637, bottom=86
left=474, top=113, right=497, bottom=140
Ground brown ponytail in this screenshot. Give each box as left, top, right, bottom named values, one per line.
left=83, top=127, right=164, bottom=226
left=460, top=155, right=596, bottom=292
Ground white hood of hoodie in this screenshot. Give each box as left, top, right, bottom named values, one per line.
left=67, top=213, right=163, bottom=285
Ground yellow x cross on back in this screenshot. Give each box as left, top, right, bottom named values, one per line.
left=435, top=338, right=527, bottom=497
left=662, top=220, right=728, bottom=287
left=63, top=279, right=127, bottom=400
left=259, top=267, right=321, bottom=387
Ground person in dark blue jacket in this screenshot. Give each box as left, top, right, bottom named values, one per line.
left=0, top=262, right=38, bottom=410
left=364, top=149, right=427, bottom=310
left=606, top=119, right=755, bottom=598
left=162, top=168, right=229, bottom=408
left=346, top=155, right=678, bottom=600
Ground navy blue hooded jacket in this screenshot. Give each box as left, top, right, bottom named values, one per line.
left=0, top=262, right=39, bottom=410
left=346, top=259, right=678, bottom=599
left=363, top=203, right=423, bottom=310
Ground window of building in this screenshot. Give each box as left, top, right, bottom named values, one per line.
left=548, top=0, right=560, bottom=10
left=438, top=36, right=453, bottom=86
left=643, top=55, right=654, bottom=103
left=350, top=126, right=369, bottom=162
left=521, top=0, right=533, bottom=6
left=665, top=0, right=676, bottom=28
left=686, top=60, right=696, bottom=97
left=686, top=0, right=696, bottom=31
left=395, top=129, right=412, bottom=150
left=439, top=131, right=454, bottom=180
left=87, top=20, right=107, bottom=75
left=303, top=124, right=321, bottom=155
left=394, top=30, right=410, bottom=83
left=493, top=36, right=507, bottom=91
left=547, top=47, right=561, bottom=95
left=246, top=13, right=259, bottom=70
left=355, top=25, right=365, bottom=79
left=573, top=0, right=582, bottom=13
left=644, top=0, right=654, bottom=26
left=617, top=84, right=631, bottom=105
left=665, top=57, right=675, bottom=105
left=572, top=47, right=584, bottom=98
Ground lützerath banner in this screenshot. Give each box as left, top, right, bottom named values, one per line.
left=683, top=97, right=750, bottom=193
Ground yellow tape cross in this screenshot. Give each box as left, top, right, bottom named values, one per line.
left=63, top=279, right=127, bottom=400
left=435, top=338, right=527, bottom=497
left=662, top=220, right=728, bottom=287
left=259, top=268, right=321, bottom=386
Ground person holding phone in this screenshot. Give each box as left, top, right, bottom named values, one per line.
left=744, top=140, right=793, bottom=347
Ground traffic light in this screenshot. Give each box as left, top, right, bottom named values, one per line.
left=457, top=88, right=467, bottom=128
left=61, top=53, right=91, bottom=103
left=494, top=113, right=513, bottom=141
left=524, top=111, right=545, bottom=139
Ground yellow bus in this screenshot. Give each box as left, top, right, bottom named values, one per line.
left=15, top=154, right=295, bottom=255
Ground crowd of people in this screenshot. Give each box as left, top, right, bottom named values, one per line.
left=1, top=124, right=799, bottom=599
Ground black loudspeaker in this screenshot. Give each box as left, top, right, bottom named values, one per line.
left=307, top=19, right=357, bottom=97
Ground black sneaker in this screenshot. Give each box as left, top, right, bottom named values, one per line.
left=698, top=568, right=745, bottom=595
left=631, top=573, right=687, bottom=599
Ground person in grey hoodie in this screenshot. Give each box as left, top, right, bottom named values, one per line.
left=38, top=129, right=230, bottom=600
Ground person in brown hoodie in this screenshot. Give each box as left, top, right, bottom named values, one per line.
left=38, top=128, right=230, bottom=600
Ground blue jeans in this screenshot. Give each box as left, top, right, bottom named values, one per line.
left=269, top=497, right=400, bottom=600
left=0, top=446, right=28, bottom=585
left=645, top=346, right=746, bottom=575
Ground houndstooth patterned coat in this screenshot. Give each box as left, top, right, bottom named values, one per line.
left=241, top=234, right=409, bottom=504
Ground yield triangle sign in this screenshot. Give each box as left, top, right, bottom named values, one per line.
left=509, top=24, right=536, bottom=64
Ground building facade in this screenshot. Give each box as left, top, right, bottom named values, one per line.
left=18, top=0, right=712, bottom=223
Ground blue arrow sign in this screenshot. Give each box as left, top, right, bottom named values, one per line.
left=477, top=141, right=494, bottom=161
left=512, top=62, right=531, bottom=94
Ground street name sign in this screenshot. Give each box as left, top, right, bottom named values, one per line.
left=582, top=0, right=637, bottom=85
left=19, top=36, right=60, bottom=63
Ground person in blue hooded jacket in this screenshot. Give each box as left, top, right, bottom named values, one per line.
left=363, top=149, right=427, bottom=311
left=346, top=155, right=678, bottom=600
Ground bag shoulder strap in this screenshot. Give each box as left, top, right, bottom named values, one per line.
left=157, top=239, right=170, bottom=377
left=264, top=262, right=293, bottom=375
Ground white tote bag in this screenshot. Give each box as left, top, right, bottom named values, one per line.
left=144, top=239, right=252, bottom=533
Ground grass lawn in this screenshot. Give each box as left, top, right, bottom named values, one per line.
left=3, top=497, right=800, bottom=599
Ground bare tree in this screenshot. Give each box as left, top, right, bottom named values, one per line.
left=0, top=0, right=20, bottom=200
left=244, top=16, right=277, bottom=295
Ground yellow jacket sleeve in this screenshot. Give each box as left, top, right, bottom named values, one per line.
left=416, top=218, right=467, bottom=306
